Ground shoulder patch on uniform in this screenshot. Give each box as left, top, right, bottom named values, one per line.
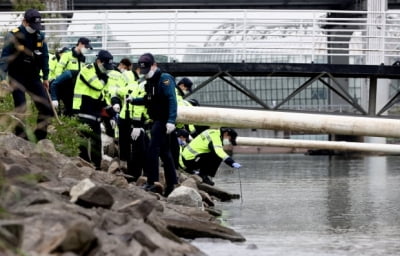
left=11, top=27, right=19, bottom=33
left=162, top=79, right=170, bottom=86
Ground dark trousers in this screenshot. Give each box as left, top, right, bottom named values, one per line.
left=118, top=118, right=149, bottom=178
left=11, top=76, right=53, bottom=141
left=78, top=117, right=102, bottom=169
left=52, top=70, right=76, bottom=116
left=145, top=120, right=177, bottom=188
left=183, top=152, right=222, bottom=177
left=170, top=130, right=181, bottom=169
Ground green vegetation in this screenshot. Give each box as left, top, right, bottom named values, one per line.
left=0, top=93, right=91, bottom=157
left=12, top=0, right=46, bottom=11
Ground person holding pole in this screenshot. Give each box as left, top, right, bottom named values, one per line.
left=179, top=127, right=242, bottom=186
left=0, top=8, right=53, bottom=141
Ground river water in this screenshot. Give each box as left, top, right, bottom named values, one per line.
left=191, top=153, right=400, bottom=256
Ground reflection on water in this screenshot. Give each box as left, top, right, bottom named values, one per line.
left=192, top=154, right=400, bottom=256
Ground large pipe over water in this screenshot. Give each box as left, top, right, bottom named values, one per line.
left=177, top=106, right=400, bottom=138
left=236, top=137, right=400, bottom=154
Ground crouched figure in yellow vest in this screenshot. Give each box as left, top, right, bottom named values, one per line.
left=180, top=127, right=242, bottom=186
left=72, top=50, right=114, bottom=170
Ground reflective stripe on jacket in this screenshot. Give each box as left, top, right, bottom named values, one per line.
left=181, top=129, right=229, bottom=161
left=72, top=63, right=106, bottom=112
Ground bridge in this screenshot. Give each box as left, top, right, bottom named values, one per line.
left=1, top=8, right=399, bottom=118
left=1, top=0, right=400, bottom=11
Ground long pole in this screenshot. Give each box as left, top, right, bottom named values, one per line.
left=177, top=106, right=400, bottom=138
left=236, top=137, right=400, bottom=154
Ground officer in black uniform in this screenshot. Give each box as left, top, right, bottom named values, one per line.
left=128, top=53, right=178, bottom=196
left=0, top=9, right=53, bottom=141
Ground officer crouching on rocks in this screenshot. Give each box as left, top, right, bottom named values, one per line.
left=179, top=127, right=242, bottom=186
left=72, top=50, right=115, bottom=170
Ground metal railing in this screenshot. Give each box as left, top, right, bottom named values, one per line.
left=1, top=9, right=400, bottom=64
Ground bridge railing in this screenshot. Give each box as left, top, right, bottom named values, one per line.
left=1, top=9, right=400, bottom=64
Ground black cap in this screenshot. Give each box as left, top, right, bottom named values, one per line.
left=24, top=9, right=42, bottom=31
left=138, top=53, right=155, bottom=74
left=57, top=46, right=69, bottom=54
left=119, top=58, right=132, bottom=68
left=96, top=50, right=114, bottom=70
left=77, top=37, right=93, bottom=50
left=221, top=127, right=238, bottom=145
left=177, top=77, right=193, bottom=92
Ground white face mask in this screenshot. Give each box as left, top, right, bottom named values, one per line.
left=223, top=138, right=231, bottom=146
left=81, top=47, right=89, bottom=55
left=98, top=63, right=107, bottom=73
left=118, top=67, right=126, bottom=73
left=145, top=69, right=155, bottom=79
left=26, top=26, right=36, bottom=34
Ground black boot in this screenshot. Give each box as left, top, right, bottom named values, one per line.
left=201, top=175, right=214, bottom=186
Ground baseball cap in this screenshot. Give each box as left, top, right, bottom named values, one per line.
left=57, top=46, right=69, bottom=54
left=77, top=37, right=93, bottom=50
left=96, top=50, right=114, bottom=70
left=138, top=53, right=155, bottom=74
left=24, top=9, right=42, bottom=31
left=177, top=77, right=193, bottom=92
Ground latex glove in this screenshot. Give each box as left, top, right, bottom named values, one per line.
left=131, top=128, right=144, bottom=141
left=52, top=100, right=59, bottom=109
left=112, top=103, right=120, bottom=113
left=232, top=162, right=242, bottom=169
left=166, top=123, right=175, bottom=134
left=110, top=119, right=117, bottom=129
left=126, top=96, right=133, bottom=104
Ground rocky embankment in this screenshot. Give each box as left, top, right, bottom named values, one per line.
left=0, top=133, right=245, bottom=256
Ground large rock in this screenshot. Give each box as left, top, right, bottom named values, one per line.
left=167, top=186, right=203, bottom=209
left=75, top=186, right=114, bottom=209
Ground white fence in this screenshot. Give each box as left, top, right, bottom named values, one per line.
left=1, top=9, right=400, bottom=64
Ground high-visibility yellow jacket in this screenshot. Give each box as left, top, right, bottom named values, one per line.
left=72, top=63, right=107, bottom=116
left=175, top=87, right=195, bottom=133
left=115, top=78, right=149, bottom=126
left=181, top=129, right=233, bottom=164
left=103, top=69, right=126, bottom=106
left=55, top=47, right=85, bottom=77
left=48, top=53, right=58, bottom=81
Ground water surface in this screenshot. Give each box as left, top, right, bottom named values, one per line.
left=192, top=154, right=400, bottom=256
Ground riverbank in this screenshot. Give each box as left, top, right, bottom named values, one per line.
left=0, top=133, right=244, bottom=256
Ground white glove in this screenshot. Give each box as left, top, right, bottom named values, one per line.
left=131, top=128, right=144, bottom=141
left=110, top=119, right=117, bottom=129
left=126, top=96, right=133, bottom=103
left=232, top=162, right=242, bottom=169
left=112, top=104, right=120, bottom=113
left=166, top=123, right=175, bottom=134
left=52, top=100, right=59, bottom=109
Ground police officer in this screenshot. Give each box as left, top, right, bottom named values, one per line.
left=127, top=53, right=178, bottom=196
left=113, top=72, right=149, bottom=182
left=171, top=77, right=196, bottom=169
left=73, top=49, right=114, bottom=170
left=0, top=8, right=53, bottom=141
left=180, top=127, right=242, bottom=186
left=176, top=77, right=193, bottom=100
left=51, top=37, right=92, bottom=116
left=48, top=46, right=69, bottom=83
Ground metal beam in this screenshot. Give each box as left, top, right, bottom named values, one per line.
left=158, top=63, right=400, bottom=79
